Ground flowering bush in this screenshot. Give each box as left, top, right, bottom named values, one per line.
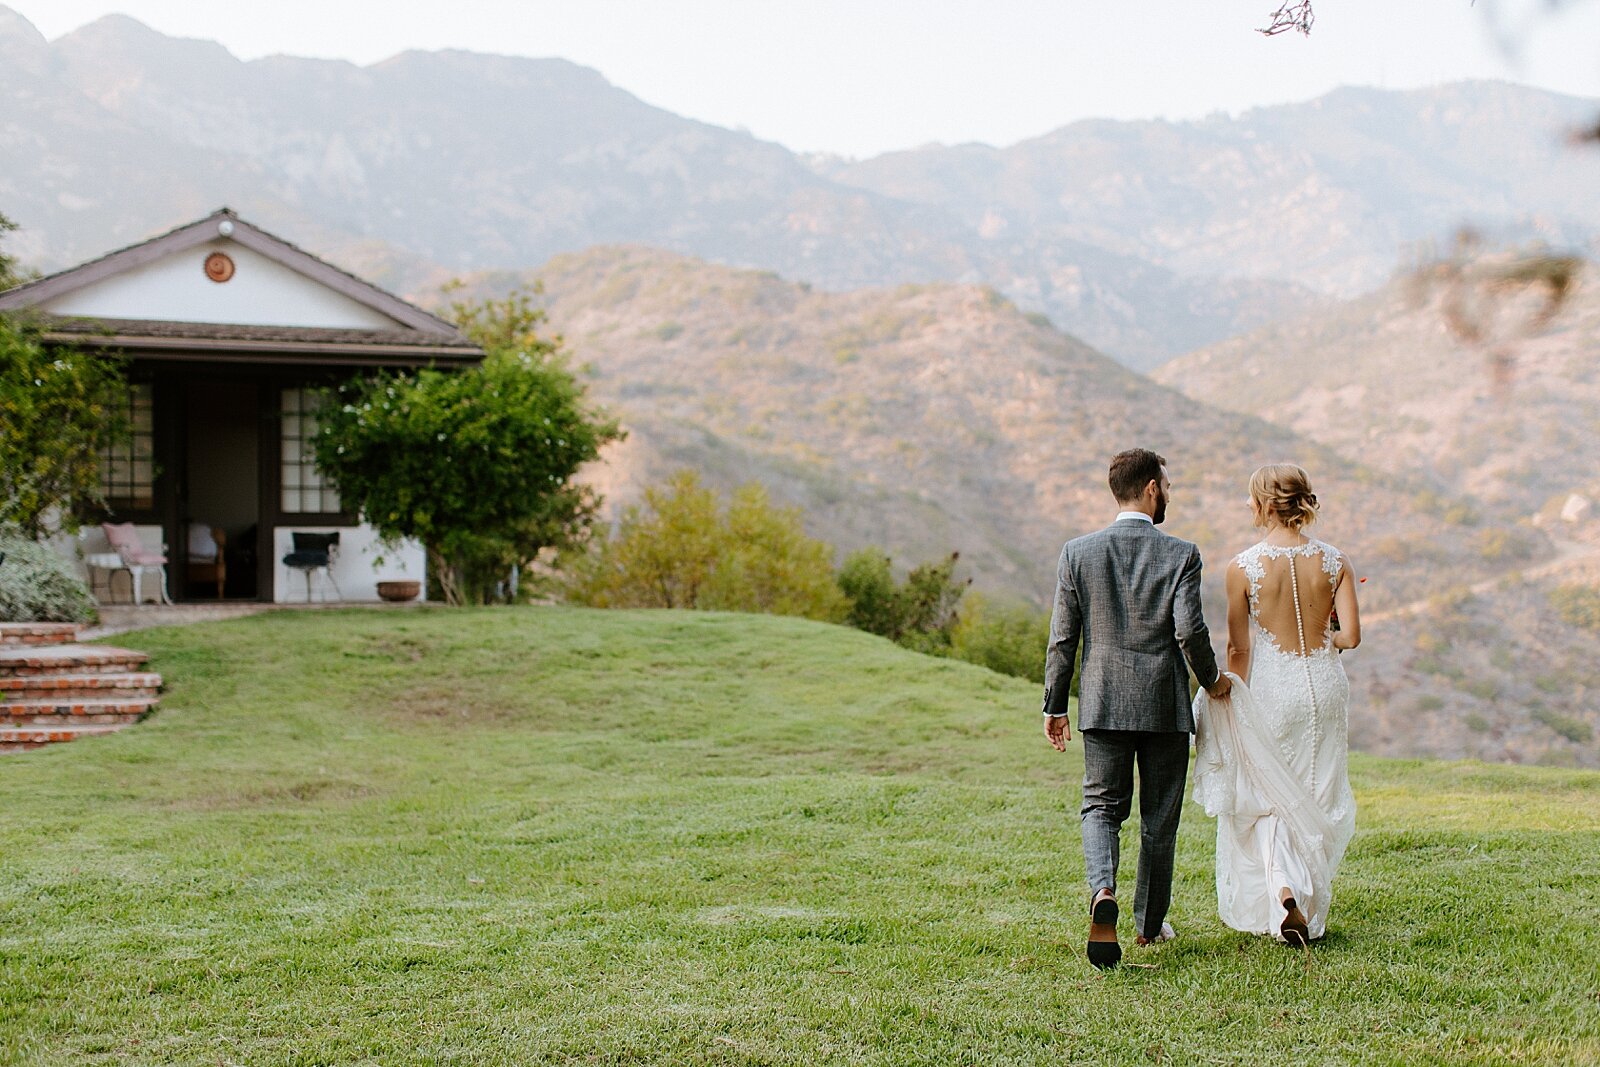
left=0, top=529, right=97, bottom=624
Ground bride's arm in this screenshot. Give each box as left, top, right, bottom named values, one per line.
left=1225, top=559, right=1251, bottom=679
left=1332, top=552, right=1362, bottom=651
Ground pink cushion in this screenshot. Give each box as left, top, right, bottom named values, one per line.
left=102, top=522, right=167, bottom=566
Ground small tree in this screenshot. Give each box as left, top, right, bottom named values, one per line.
left=0, top=210, right=26, bottom=291
left=836, top=547, right=970, bottom=652
left=704, top=482, right=847, bottom=617
left=568, top=470, right=848, bottom=621
left=314, top=286, right=622, bottom=605
left=571, top=470, right=722, bottom=609
left=0, top=315, right=129, bottom=538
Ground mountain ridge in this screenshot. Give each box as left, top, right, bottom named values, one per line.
left=3, top=5, right=1595, bottom=366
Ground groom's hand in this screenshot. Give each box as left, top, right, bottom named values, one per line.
left=1206, top=674, right=1233, bottom=700
left=1044, top=715, right=1072, bottom=751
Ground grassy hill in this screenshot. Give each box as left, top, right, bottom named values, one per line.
left=0, top=608, right=1595, bottom=1063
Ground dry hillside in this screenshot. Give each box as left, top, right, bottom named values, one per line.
left=1155, top=269, right=1600, bottom=519
left=1155, top=268, right=1600, bottom=767
left=467, top=248, right=1515, bottom=620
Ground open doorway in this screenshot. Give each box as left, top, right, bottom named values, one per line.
left=181, top=379, right=260, bottom=600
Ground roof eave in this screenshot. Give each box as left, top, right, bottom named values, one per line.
left=0, top=208, right=466, bottom=339
left=40, top=330, right=485, bottom=369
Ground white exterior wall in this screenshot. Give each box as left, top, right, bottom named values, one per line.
left=273, top=526, right=427, bottom=604
left=42, top=239, right=403, bottom=329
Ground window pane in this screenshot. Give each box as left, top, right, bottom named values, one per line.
left=279, top=387, right=340, bottom=514
left=99, top=383, right=155, bottom=512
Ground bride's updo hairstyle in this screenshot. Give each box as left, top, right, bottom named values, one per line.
left=1250, top=464, right=1319, bottom=530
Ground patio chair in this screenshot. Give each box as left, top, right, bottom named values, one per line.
left=282, top=532, right=341, bottom=602
left=100, top=522, right=173, bottom=606
left=186, top=522, right=227, bottom=599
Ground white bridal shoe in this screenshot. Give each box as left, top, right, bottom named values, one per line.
left=1136, top=922, right=1177, bottom=946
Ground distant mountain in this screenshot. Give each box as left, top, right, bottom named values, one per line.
left=816, top=82, right=1600, bottom=301
left=2, top=6, right=1596, bottom=366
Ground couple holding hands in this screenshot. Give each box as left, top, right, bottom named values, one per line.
left=1042, top=449, right=1361, bottom=968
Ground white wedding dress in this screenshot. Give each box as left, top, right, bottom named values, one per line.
left=1192, top=539, right=1356, bottom=941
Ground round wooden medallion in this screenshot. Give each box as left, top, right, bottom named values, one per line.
left=204, top=251, right=235, bottom=283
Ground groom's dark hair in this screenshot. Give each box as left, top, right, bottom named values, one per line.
left=1109, top=448, right=1167, bottom=502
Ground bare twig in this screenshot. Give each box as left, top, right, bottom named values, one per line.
left=1407, top=228, right=1585, bottom=395
left=1259, top=1, right=1315, bottom=36
left=1570, top=118, right=1600, bottom=146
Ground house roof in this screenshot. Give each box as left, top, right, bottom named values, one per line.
left=0, top=208, right=482, bottom=357
left=33, top=314, right=484, bottom=368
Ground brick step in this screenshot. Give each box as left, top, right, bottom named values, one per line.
left=0, top=698, right=158, bottom=725
left=0, top=644, right=150, bottom=677
left=0, top=623, right=82, bottom=647
left=0, top=723, right=128, bottom=751
left=0, top=674, right=163, bottom=703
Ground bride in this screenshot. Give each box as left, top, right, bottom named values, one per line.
left=1193, top=464, right=1361, bottom=950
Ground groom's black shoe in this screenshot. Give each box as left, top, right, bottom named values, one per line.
left=1087, top=890, right=1121, bottom=970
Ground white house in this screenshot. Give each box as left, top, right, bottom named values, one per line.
left=0, top=208, right=484, bottom=603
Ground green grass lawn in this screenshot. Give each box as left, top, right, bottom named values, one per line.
left=1, top=607, right=1596, bottom=1065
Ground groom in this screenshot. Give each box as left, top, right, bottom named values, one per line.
left=1041, top=448, right=1230, bottom=969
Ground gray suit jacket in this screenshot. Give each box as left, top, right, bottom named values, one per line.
left=1041, top=517, right=1219, bottom=733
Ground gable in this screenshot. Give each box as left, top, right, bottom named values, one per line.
left=37, top=239, right=407, bottom=330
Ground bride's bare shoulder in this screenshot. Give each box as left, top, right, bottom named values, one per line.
left=1224, top=550, right=1251, bottom=591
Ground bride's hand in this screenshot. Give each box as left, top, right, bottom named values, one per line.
left=1206, top=674, right=1233, bottom=701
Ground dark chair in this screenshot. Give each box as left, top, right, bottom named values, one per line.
left=282, top=532, right=341, bottom=602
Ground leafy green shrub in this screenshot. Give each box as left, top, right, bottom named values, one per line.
left=1549, top=585, right=1600, bottom=634
left=836, top=548, right=968, bottom=652
left=1472, top=527, right=1538, bottom=564
left=1531, top=705, right=1593, bottom=744
left=948, top=593, right=1050, bottom=684
left=0, top=530, right=96, bottom=623
left=567, top=471, right=847, bottom=621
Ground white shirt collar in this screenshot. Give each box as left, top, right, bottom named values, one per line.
left=1116, top=511, right=1154, bottom=524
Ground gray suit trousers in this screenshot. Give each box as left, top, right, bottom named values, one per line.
left=1080, top=728, right=1190, bottom=939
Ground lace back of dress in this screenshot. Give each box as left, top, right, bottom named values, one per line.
left=1242, top=540, right=1342, bottom=797
left=1247, top=546, right=1339, bottom=657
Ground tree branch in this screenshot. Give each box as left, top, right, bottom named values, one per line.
left=1259, top=1, right=1315, bottom=36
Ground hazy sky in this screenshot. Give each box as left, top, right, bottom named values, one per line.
left=8, top=0, right=1600, bottom=157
